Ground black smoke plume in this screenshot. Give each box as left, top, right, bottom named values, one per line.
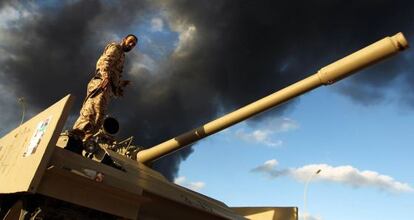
left=0, top=0, right=413, bottom=180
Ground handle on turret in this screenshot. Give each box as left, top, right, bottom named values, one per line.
left=137, top=32, right=408, bottom=164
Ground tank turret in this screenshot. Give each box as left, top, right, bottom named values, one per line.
left=137, top=32, right=408, bottom=164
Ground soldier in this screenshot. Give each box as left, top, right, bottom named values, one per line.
left=72, top=34, right=138, bottom=143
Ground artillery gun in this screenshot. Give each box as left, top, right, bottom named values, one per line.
left=0, top=33, right=408, bottom=220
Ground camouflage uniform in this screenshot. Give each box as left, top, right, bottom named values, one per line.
left=73, top=43, right=126, bottom=141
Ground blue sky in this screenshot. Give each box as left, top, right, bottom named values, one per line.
left=176, top=83, right=414, bottom=220
left=0, top=2, right=413, bottom=220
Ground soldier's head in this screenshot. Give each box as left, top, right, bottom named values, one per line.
left=121, top=34, right=138, bottom=52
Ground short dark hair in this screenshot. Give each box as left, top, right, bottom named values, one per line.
left=125, top=34, right=138, bottom=42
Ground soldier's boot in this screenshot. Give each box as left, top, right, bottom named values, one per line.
left=64, top=129, right=85, bottom=154
left=69, top=129, right=85, bottom=141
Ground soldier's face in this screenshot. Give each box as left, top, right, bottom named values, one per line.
left=122, top=36, right=137, bottom=52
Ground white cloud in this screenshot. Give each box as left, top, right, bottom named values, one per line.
left=251, top=159, right=288, bottom=178
left=0, top=3, right=34, bottom=29
left=232, top=117, right=299, bottom=147
left=0, top=6, right=19, bottom=28
left=187, top=181, right=206, bottom=191
left=163, top=8, right=198, bottom=57
left=258, top=117, right=299, bottom=133
left=172, top=24, right=197, bottom=57
left=299, top=213, right=323, bottom=220
left=263, top=159, right=279, bottom=168
left=233, top=117, right=298, bottom=147
left=174, top=176, right=186, bottom=185
left=251, top=159, right=414, bottom=193
left=150, top=17, right=164, bottom=32
left=0, top=4, right=34, bottom=50
left=129, top=52, right=158, bottom=76
left=0, top=5, right=23, bottom=28
left=292, top=164, right=414, bottom=193
left=275, top=117, right=299, bottom=132
left=174, top=176, right=206, bottom=192
left=235, top=129, right=283, bottom=147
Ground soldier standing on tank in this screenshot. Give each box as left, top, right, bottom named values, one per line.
left=72, top=34, right=138, bottom=143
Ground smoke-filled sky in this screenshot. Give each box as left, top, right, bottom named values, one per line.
left=0, top=0, right=413, bottom=183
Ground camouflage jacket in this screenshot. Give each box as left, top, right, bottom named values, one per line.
left=93, top=42, right=126, bottom=97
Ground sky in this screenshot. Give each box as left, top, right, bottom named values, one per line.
left=0, top=1, right=413, bottom=219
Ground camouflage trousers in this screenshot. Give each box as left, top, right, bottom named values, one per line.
left=73, top=79, right=110, bottom=141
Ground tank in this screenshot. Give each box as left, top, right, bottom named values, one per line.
left=0, top=33, right=408, bottom=220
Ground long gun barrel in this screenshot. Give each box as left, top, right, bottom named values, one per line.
left=137, top=33, right=408, bottom=163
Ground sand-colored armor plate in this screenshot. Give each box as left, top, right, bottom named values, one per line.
left=0, top=95, right=73, bottom=193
